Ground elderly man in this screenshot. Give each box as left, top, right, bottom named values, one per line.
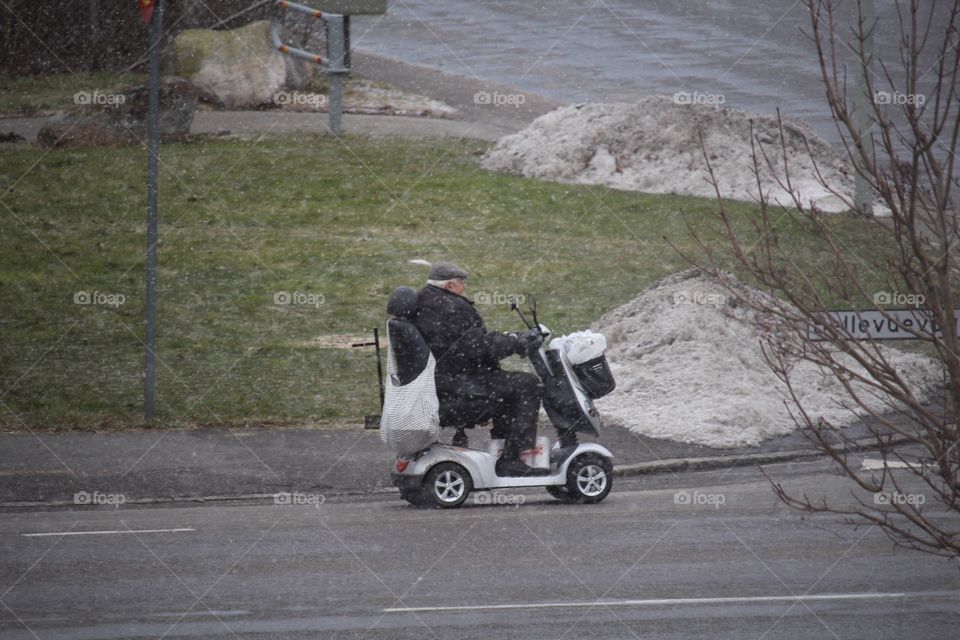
left=413, top=262, right=545, bottom=476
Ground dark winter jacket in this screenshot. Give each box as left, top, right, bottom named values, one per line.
left=413, top=285, right=520, bottom=385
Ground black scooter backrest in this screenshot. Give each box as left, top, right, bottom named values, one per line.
left=387, top=287, right=431, bottom=385
left=387, top=286, right=418, bottom=318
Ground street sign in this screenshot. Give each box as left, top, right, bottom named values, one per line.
left=315, top=0, right=386, bottom=13
left=808, top=308, right=959, bottom=341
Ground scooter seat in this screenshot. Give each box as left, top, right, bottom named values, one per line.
left=437, top=378, right=491, bottom=429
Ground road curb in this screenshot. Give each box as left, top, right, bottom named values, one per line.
left=612, top=434, right=913, bottom=477
left=612, top=449, right=821, bottom=477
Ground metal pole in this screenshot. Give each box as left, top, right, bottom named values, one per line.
left=373, top=326, right=384, bottom=409
left=854, top=0, right=875, bottom=216
left=326, top=14, right=346, bottom=135
left=145, top=0, right=163, bottom=422
left=343, top=15, right=351, bottom=69
left=88, top=0, right=100, bottom=71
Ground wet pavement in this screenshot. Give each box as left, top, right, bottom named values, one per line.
left=351, top=0, right=950, bottom=142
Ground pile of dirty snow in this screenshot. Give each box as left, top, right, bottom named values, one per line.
left=277, top=79, right=456, bottom=118
left=592, top=270, right=938, bottom=448
left=482, top=98, right=856, bottom=213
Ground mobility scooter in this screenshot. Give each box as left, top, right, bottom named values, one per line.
left=381, top=287, right=616, bottom=508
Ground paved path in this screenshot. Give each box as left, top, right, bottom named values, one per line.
left=193, top=109, right=512, bottom=141
left=0, top=110, right=512, bottom=145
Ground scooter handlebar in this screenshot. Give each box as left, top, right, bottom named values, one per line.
left=510, top=301, right=533, bottom=329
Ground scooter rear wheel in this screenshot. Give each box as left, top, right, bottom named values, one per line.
left=564, top=453, right=613, bottom=503
left=422, top=462, right=472, bottom=509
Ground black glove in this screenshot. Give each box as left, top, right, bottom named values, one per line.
left=514, top=328, right=543, bottom=352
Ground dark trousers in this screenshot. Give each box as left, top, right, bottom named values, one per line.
left=438, top=370, right=543, bottom=457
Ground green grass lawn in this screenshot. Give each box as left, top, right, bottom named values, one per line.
left=0, top=133, right=895, bottom=430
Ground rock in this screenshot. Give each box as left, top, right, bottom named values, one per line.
left=166, top=20, right=290, bottom=108
left=37, top=77, right=198, bottom=149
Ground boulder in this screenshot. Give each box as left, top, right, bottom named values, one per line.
left=37, top=78, right=198, bottom=149
left=166, top=20, right=293, bottom=108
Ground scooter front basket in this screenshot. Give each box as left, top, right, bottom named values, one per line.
left=572, top=355, right=616, bottom=399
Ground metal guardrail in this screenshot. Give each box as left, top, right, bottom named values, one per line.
left=270, top=0, right=347, bottom=134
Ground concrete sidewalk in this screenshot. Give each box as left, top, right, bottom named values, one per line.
left=0, top=417, right=880, bottom=508
left=0, top=110, right=513, bottom=145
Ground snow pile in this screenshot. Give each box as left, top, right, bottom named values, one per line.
left=482, top=98, right=855, bottom=213
left=342, top=81, right=457, bottom=118
left=278, top=80, right=456, bottom=118
left=592, top=270, right=939, bottom=448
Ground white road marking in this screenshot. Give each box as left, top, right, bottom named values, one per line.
left=861, top=458, right=941, bottom=472
left=384, top=591, right=960, bottom=613
left=0, top=469, right=72, bottom=477
left=22, top=528, right=195, bottom=537
left=861, top=459, right=913, bottom=470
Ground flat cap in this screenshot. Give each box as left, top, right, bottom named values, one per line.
left=428, top=261, right=469, bottom=280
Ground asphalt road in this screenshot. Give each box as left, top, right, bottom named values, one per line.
left=351, top=0, right=950, bottom=143
left=2, top=459, right=957, bottom=639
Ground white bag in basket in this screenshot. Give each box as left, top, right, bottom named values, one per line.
left=379, top=330, right=441, bottom=455
left=562, top=331, right=607, bottom=365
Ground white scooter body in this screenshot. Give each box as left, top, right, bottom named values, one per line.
left=394, top=440, right=613, bottom=489
left=391, top=323, right=616, bottom=507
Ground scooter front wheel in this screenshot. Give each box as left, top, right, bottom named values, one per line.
left=423, top=462, right=472, bottom=509
left=564, top=453, right=613, bottom=504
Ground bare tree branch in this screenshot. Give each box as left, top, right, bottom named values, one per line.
left=688, top=0, right=960, bottom=559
